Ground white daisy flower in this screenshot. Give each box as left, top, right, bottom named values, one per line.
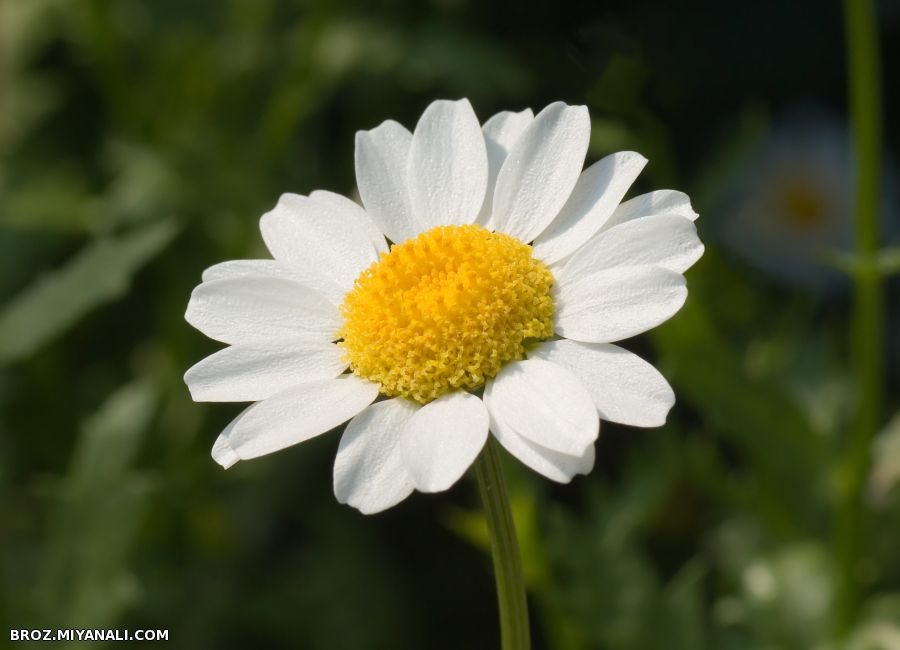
left=184, top=99, right=703, bottom=514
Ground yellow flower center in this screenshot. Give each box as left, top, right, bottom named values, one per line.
left=338, top=224, right=555, bottom=404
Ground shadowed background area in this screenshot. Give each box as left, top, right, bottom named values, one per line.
left=2, top=0, right=899, bottom=648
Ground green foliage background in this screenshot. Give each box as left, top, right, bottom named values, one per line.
left=2, top=0, right=899, bottom=648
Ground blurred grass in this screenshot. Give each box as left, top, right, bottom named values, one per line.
left=1, top=0, right=898, bottom=648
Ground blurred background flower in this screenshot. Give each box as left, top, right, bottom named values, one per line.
left=713, top=113, right=897, bottom=292
left=1, top=0, right=899, bottom=648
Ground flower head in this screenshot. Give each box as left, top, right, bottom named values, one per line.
left=185, top=99, right=703, bottom=513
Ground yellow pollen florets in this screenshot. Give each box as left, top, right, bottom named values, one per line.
left=338, top=224, right=555, bottom=404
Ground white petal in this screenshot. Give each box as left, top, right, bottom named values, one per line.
left=490, top=409, right=595, bottom=483
left=555, top=215, right=704, bottom=281
left=259, top=193, right=379, bottom=291
left=354, top=119, right=419, bottom=244
left=212, top=434, right=240, bottom=469
left=407, top=99, right=488, bottom=229
left=185, top=276, right=340, bottom=345
left=476, top=109, right=534, bottom=229
left=484, top=359, right=598, bottom=456
left=532, top=151, right=647, bottom=264
left=602, top=189, right=699, bottom=231
left=529, top=339, right=675, bottom=427
left=200, top=260, right=345, bottom=307
left=333, top=398, right=419, bottom=514
left=309, top=190, right=388, bottom=254
left=184, top=340, right=347, bottom=402
left=218, top=375, right=379, bottom=462
left=490, top=102, right=590, bottom=242
left=202, top=260, right=294, bottom=282
left=400, top=391, right=489, bottom=492
left=554, top=265, right=687, bottom=343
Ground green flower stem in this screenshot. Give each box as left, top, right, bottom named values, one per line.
left=475, top=438, right=531, bottom=650
left=836, top=0, right=884, bottom=633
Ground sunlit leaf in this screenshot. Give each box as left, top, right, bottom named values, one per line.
left=0, top=219, right=177, bottom=363
left=39, top=379, right=158, bottom=628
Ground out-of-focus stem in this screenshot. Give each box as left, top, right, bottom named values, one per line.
left=836, top=0, right=884, bottom=633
